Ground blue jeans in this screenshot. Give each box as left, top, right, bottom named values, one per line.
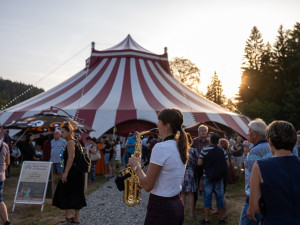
left=239, top=200, right=263, bottom=225
left=0, top=181, right=4, bottom=202
left=88, top=161, right=97, bottom=182
left=203, top=177, right=224, bottom=209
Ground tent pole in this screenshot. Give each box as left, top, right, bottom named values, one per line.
left=211, top=121, right=222, bottom=131
left=15, top=130, right=27, bottom=145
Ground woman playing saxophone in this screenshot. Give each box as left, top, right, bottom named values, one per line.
left=128, top=108, right=188, bottom=225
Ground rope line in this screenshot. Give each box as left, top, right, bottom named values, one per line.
left=0, top=43, right=91, bottom=112
left=173, top=73, right=197, bottom=124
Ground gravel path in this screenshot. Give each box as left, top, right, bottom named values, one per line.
left=59, top=176, right=149, bottom=225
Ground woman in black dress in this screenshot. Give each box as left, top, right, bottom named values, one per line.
left=22, top=133, right=40, bottom=161
left=52, top=123, right=86, bottom=223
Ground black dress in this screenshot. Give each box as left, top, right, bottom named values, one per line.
left=52, top=141, right=86, bottom=210
left=22, top=142, right=36, bottom=161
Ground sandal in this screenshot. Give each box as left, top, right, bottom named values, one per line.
left=60, top=216, right=73, bottom=223
left=71, top=218, right=80, bottom=224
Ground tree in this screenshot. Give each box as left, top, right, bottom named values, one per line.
left=205, top=72, right=225, bottom=106
left=237, top=23, right=300, bottom=129
left=169, top=57, right=201, bottom=94
left=0, top=77, right=44, bottom=110
left=243, top=26, right=264, bottom=71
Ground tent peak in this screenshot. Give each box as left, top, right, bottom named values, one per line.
left=102, top=35, right=154, bottom=54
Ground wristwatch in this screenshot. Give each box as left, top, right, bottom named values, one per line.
left=134, top=164, right=140, bottom=171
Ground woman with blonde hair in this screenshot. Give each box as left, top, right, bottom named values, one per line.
left=52, top=122, right=86, bottom=224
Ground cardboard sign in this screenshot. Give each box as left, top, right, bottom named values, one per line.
left=13, top=161, right=53, bottom=212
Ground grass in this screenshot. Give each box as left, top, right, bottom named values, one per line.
left=183, top=175, right=245, bottom=225
left=4, top=166, right=245, bottom=225
left=4, top=166, right=107, bottom=225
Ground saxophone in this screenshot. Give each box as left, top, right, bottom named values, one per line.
left=120, top=128, right=158, bottom=207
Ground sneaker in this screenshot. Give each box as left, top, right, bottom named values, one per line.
left=4, top=221, right=11, bottom=225
left=200, top=219, right=209, bottom=225
left=219, top=219, right=226, bottom=224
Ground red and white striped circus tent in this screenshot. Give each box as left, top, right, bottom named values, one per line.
left=0, top=35, right=250, bottom=138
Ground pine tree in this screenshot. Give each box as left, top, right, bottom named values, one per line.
left=205, top=72, right=225, bottom=106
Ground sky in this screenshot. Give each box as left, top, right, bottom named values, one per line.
left=0, top=0, right=299, bottom=100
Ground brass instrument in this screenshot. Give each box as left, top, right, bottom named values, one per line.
left=120, top=128, right=158, bottom=207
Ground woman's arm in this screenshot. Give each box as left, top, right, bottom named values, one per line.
left=61, top=140, right=76, bottom=183
left=247, top=161, right=263, bottom=221
left=128, top=156, right=162, bottom=192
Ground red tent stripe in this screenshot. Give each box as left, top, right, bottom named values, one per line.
left=135, top=59, right=165, bottom=110
left=153, top=62, right=227, bottom=114
left=115, top=58, right=137, bottom=124
left=143, top=60, right=192, bottom=111
left=3, top=68, right=90, bottom=125
left=77, top=58, right=121, bottom=126
left=55, top=58, right=112, bottom=109
left=219, top=114, right=247, bottom=137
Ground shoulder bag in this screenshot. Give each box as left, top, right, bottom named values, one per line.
left=90, top=148, right=101, bottom=161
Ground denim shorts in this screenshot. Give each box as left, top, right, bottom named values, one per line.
left=203, top=177, right=224, bottom=209
left=0, top=181, right=4, bottom=202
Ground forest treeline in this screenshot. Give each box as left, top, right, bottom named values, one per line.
left=170, top=22, right=300, bottom=130
left=0, top=77, right=44, bottom=110
left=237, top=22, right=300, bottom=129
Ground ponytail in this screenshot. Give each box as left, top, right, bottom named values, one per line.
left=158, top=108, right=188, bottom=164
left=175, top=129, right=189, bottom=164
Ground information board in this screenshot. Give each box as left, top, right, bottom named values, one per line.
left=13, top=161, right=53, bottom=212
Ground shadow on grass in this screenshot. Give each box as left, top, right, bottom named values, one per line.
left=183, top=175, right=245, bottom=225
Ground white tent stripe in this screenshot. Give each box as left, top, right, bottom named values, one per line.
left=92, top=58, right=126, bottom=137
left=130, top=58, right=158, bottom=122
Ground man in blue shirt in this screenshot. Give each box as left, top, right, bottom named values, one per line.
left=126, top=131, right=138, bottom=159
left=50, top=130, right=67, bottom=180
left=240, top=118, right=273, bottom=225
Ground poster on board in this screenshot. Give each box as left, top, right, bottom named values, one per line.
left=13, top=161, right=53, bottom=212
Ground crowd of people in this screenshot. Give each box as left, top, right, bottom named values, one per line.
left=123, top=111, right=300, bottom=225
left=1, top=107, right=300, bottom=224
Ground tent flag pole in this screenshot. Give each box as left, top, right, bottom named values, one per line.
left=211, top=121, right=222, bottom=131
left=15, top=130, right=27, bottom=145
left=113, top=126, right=117, bottom=139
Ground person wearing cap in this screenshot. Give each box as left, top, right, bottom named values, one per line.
left=198, top=133, right=229, bottom=225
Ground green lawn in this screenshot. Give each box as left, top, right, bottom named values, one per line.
left=4, top=166, right=245, bottom=225
left=4, top=166, right=107, bottom=225
left=183, top=176, right=245, bottom=225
